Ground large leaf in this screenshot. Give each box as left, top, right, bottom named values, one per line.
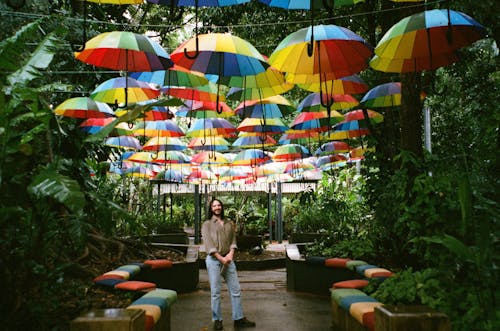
left=420, top=234, right=472, bottom=261
left=7, top=31, right=59, bottom=86
left=28, top=170, right=86, bottom=212
left=0, top=20, right=41, bottom=71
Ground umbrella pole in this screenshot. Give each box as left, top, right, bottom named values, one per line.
left=184, top=0, right=200, bottom=59
left=307, top=0, right=315, bottom=57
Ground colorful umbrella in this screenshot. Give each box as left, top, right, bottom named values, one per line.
left=54, top=97, right=115, bottom=119
left=272, top=144, right=311, bottom=162
left=359, top=82, right=402, bottom=108
left=163, top=81, right=225, bottom=103
left=78, top=118, right=115, bottom=134
left=130, top=65, right=208, bottom=88
left=186, top=117, right=237, bottom=138
left=237, top=117, right=289, bottom=135
left=154, top=168, right=184, bottom=183
left=142, top=137, right=187, bottom=151
left=226, top=83, right=294, bottom=101
left=257, top=0, right=364, bottom=10
left=105, top=136, right=142, bottom=150
left=232, top=148, right=271, bottom=166
left=123, top=165, right=155, bottom=178
left=142, top=106, right=175, bottom=121
left=188, top=136, right=230, bottom=151
left=175, top=100, right=234, bottom=118
left=75, top=31, right=173, bottom=72
left=343, top=109, right=384, bottom=124
left=133, top=120, right=185, bottom=137
left=371, top=9, right=487, bottom=72
left=191, top=151, right=230, bottom=165
left=293, top=74, right=369, bottom=95
left=290, top=111, right=344, bottom=131
left=232, top=133, right=277, bottom=149
left=314, top=141, right=351, bottom=156
left=90, top=77, right=160, bottom=105
left=316, top=154, right=348, bottom=170
left=234, top=102, right=283, bottom=120
left=297, top=92, right=359, bottom=113
left=327, top=120, right=370, bottom=140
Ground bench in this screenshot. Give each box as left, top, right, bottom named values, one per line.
left=126, top=288, right=178, bottom=331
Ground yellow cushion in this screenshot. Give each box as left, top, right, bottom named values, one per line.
left=103, top=270, right=130, bottom=280
left=364, top=267, right=393, bottom=278
left=127, top=304, right=161, bottom=323
left=349, top=302, right=383, bottom=324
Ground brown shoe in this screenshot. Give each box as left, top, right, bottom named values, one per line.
left=213, top=320, right=223, bottom=330
left=234, top=317, right=256, bottom=328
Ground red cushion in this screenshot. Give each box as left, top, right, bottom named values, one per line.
left=144, top=259, right=173, bottom=269
left=115, top=281, right=157, bottom=291
left=325, top=258, right=351, bottom=268
left=144, top=314, right=155, bottom=331
left=333, top=279, right=369, bottom=289
left=363, top=311, right=375, bottom=331
left=93, top=274, right=126, bottom=281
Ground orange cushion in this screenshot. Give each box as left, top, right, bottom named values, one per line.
left=102, top=270, right=131, bottom=279
left=144, top=259, right=173, bottom=269
left=325, top=258, right=351, bottom=268
left=333, top=279, right=369, bottom=289
left=144, top=314, right=155, bottom=331
left=93, top=273, right=126, bottom=281
left=115, top=281, right=156, bottom=291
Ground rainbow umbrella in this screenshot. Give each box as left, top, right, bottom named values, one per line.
left=186, top=168, right=218, bottom=184
left=290, top=111, right=343, bottom=131
left=133, top=120, right=185, bottom=137
left=154, top=168, right=184, bottom=183
left=226, top=83, right=294, bottom=101
left=191, top=151, right=230, bottom=165
left=371, top=9, right=487, bottom=73
left=257, top=0, right=364, bottom=10
left=142, top=137, right=187, bottom=151
left=232, top=133, right=277, bottom=149
left=90, top=77, right=160, bottom=105
left=292, top=74, right=368, bottom=95
left=186, top=117, right=237, bottom=138
left=123, top=165, right=155, bottom=178
left=232, top=148, right=271, bottom=166
left=78, top=118, right=115, bottom=134
left=272, top=144, right=311, bottom=162
left=142, top=106, right=175, bottom=121
left=349, top=146, right=374, bottom=161
left=343, top=109, right=384, bottom=124
left=314, top=141, right=351, bottom=156
left=297, top=92, right=359, bottom=113
left=54, top=97, right=115, bottom=119
left=219, top=167, right=251, bottom=182
left=105, top=136, right=142, bottom=150
left=75, top=31, right=173, bottom=72
left=359, top=82, right=427, bottom=108
left=175, top=100, right=234, bottom=118
left=130, top=65, right=208, bottom=88
left=235, top=102, right=285, bottom=120
left=278, top=130, right=320, bottom=145
left=327, top=121, right=370, bottom=140
left=163, top=81, right=225, bottom=103
left=316, top=154, right=348, bottom=170
left=237, top=117, right=288, bottom=135
left=188, top=136, right=230, bottom=151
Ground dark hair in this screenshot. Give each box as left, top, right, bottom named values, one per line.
left=208, top=198, right=224, bottom=219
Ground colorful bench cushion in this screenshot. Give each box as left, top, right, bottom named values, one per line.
left=349, top=301, right=383, bottom=325
left=144, top=259, right=173, bottom=269
left=339, top=295, right=379, bottom=310
left=127, top=304, right=161, bottom=323
left=116, top=264, right=141, bottom=277
left=355, top=264, right=379, bottom=275
left=142, top=288, right=178, bottom=307
left=93, top=278, right=127, bottom=287
left=330, top=288, right=367, bottom=304
left=364, top=267, right=393, bottom=278
left=324, top=257, right=351, bottom=268
left=114, top=280, right=157, bottom=291
left=333, top=279, right=370, bottom=289
left=345, top=260, right=368, bottom=270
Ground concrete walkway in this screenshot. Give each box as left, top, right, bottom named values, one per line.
left=171, top=267, right=333, bottom=331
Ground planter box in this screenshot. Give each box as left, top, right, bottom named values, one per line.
left=375, top=305, right=450, bottom=331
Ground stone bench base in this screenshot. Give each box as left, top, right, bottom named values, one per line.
left=70, top=308, right=145, bottom=331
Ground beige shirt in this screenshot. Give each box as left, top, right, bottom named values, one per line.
left=202, top=216, right=238, bottom=256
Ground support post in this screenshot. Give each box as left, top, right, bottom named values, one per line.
left=194, top=184, right=201, bottom=244
left=277, top=182, right=283, bottom=243
left=267, top=183, right=273, bottom=242
left=424, top=106, right=432, bottom=153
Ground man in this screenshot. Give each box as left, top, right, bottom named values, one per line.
left=202, top=198, right=256, bottom=330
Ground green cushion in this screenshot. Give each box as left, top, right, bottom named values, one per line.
left=143, top=288, right=178, bottom=306
left=330, top=288, right=367, bottom=304
left=345, top=260, right=368, bottom=271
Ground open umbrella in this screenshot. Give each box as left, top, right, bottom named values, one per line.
left=188, top=136, right=230, bottom=151
left=90, top=77, right=160, bottom=106
left=175, top=100, right=234, bottom=118
left=272, top=144, right=311, bottom=162
left=142, top=137, right=187, bottom=151
left=293, top=74, right=368, bottom=95
left=237, top=117, right=289, bottom=135
left=130, top=65, right=208, bottom=88
left=78, top=118, right=115, bottom=134
left=186, top=117, right=237, bottom=138
left=314, top=141, right=351, bottom=156
left=133, top=120, right=185, bottom=137
left=232, top=148, right=271, bottom=166
left=232, top=133, right=277, bottom=149
left=105, top=136, right=142, bottom=150
left=297, top=92, right=359, bottom=113
left=54, top=97, right=115, bottom=119
left=154, top=168, right=184, bottom=183
left=370, top=9, right=487, bottom=72
left=191, top=151, right=230, bottom=165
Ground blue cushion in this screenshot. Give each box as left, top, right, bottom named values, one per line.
left=116, top=264, right=141, bottom=277
left=130, top=297, right=168, bottom=311
left=94, top=278, right=127, bottom=287
left=339, top=295, right=379, bottom=310
left=305, top=256, right=327, bottom=265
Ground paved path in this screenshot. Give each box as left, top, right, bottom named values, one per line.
left=171, top=268, right=332, bottom=331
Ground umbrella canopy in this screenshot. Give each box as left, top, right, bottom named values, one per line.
left=290, top=111, right=343, bottom=131
left=163, top=81, right=226, bottom=103
left=297, top=92, right=358, bottom=112
left=232, top=148, right=271, bottom=166
left=371, top=9, right=487, bottom=72
left=316, top=154, right=348, bottom=170
left=293, top=74, right=369, bottom=95
left=257, top=0, right=364, bottom=10
left=360, top=82, right=402, bottom=108
left=188, top=136, right=230, bottom=151
left=232, top=133, right=277, bottom=149
left=186, top=117, right=237, bottom=137
left=269, top=24, right=372, bottom=79
left=327, top=120, right=370, bottom=140
left=237, top=117, right=289, bottom=134
left=314, top=141, right=351, bottom=155
left=226, top=83, right=294, bottom=101
left=142, top=106, right=175, bottom=121
left=123, top=165, right=155, bottom=178
left=154, top=168, right=184, bottom=183
left=90, top=77, right=160, bottom=105
left=191, top=151, right=230, bottom=165
left=75, top=31, right=174, bottom=71
left=142, top=136, right=187, bottom=151
left=272, top=144, right=311, bottom=162
left=343, top=109, right=384, bottom=124
left=176, top=100, right=234, bottom=118
left=171, top=33, right=268, bottom=77
left=78, top=118, right=115, bottom=134
left=130, top=65, right=209, bottom=88
left=133, top=120, right=185, bottom=137
left=105, top=136, right=142, bottom=150
left=54, top=97, right=115, bottom=119
left=235, top=102, right=283, bottom=119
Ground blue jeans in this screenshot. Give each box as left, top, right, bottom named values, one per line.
left=206, top=255, right=244, bottom=321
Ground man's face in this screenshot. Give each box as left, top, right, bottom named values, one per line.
left=211, top=200, right=222, bottom=216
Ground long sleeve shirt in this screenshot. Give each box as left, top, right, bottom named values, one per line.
left=202, top=216, right=238, bottom=256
